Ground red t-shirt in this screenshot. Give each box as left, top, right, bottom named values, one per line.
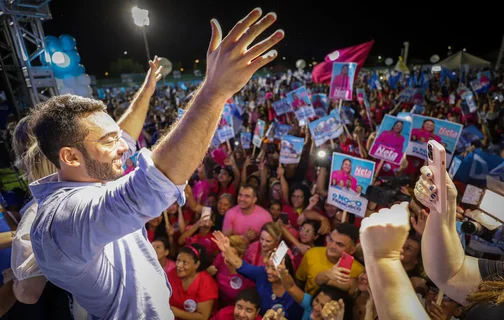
left=211, top=305, right=262, bottom=320
left=184, top=230, right=220, bottom=261
left=169, top=270, right=219, bottom=318
left=211, top=181, right=237, bottom=199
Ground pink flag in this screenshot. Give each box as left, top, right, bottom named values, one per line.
left=312, top=40, right=374, bottom=84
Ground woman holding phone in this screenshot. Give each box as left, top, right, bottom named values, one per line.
left=212, top=231, right=303, bottom=320
left=244, top=222, right=295, bottom=268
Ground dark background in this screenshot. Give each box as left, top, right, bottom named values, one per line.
left=44, top=0, right=503, bottom=77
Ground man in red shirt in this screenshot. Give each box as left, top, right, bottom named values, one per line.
left=211, top=288, right=262, bottom=320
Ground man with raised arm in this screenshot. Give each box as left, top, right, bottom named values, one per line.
left=29, top=8, right=283, bottom=319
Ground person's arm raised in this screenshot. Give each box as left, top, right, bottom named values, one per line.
left=360, top=202, right=429, bottom=320
left=117, top=57, right=162, bottom=140
left=415, top=166, right=480, bottom=305
left=151, top=8, right=284, bottom=185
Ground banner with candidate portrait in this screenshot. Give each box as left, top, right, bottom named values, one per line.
left=329, top=62, right=357, bottom=101
left=273, top=123, right=293, bottom=141
left=252, top=119, right=265, bottom=148
left=272, top=97, right=293, bottom=116
left=369, top=115, right=411, bottom=165
left=406, top=115, right=463, bottom=165
left=286, top=86, right=316, bottom=124
left=217, top=104, right=235, bottom=142
left=327, top=153, right=376, bottom=217
left=356, top=88, right=370, bottom=110
left=397, top=88, right=417, bottom=103
left=465, top=92, right=478, bottom=113
left=240, top=132, right=252, bottom=149
left=308, top=115, right=343, bottom=147
left=477, top=71, right=491, bottom=91
left=279, top=135, right=304, bottom=164
left=311, top=93, right=329, bottom=111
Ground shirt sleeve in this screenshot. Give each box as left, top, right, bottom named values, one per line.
left=53, top=148, right=187, bottom=262
left=300, top=293, right=312, bottom=311
left=11, top=201, right=43, bottom=280
left=197, top=273, right=219, bottom=302
left=296, top=252, right=309, bottom=282
left=237, top=260, right=266, bottom=283
left=478, top=258, right=504, bottom=280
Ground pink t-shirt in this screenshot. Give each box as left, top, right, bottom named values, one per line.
left=244, top=241, right=296, bottom=268
left=411, top=128, right=441, bottom=144
left=164, top=259, right=176, bottom=276
left=330, top=170, right=357, bottom=190
left=372, top=130, right=405, bottom=151
left=214, top=253, right=255, bottom=307
left=222, top=205, right=273, bottom=238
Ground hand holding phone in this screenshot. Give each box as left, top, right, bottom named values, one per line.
left=279, top=212, right=289, bottom=225
left=338, top=252, right=354, bottom=271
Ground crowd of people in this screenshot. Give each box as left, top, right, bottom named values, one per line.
left=1, top=8, right=504, bottom=320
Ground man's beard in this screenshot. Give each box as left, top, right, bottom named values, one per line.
left=78, top=146, right=123, bottom=182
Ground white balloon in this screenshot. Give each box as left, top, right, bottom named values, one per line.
left=52, top=52, right=71, bottom=67
left=385, top=58, right=394, bottom=66
left=76, top=74, right=91, bottom=86
left=328, top=50, right=340, bottom=61
left=296, top=59, right=306, bottom=69
left=59, top=87, right=74, bottom=95
left=430, top=55, right=440, bottom=63
left=86, top=85, right=93, bottom=97
left=159, top=57, right=173, bottom=77
left=63, top=76, right=78, bottom=88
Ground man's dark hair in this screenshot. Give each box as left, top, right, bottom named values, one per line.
left=235, top=287, right=261, bottom=310
left=30, top=94, right=106, bottom=168
left=240, top=184, right=258, bottom=198
left=333, top=223, right=359, bottom=245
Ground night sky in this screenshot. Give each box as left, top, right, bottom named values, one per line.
left=43, top=0, right=503, bottom=78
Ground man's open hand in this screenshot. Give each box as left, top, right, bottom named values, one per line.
left=204, top=8, right=284, bottom=100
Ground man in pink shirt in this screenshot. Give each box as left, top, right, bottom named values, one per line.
left=223, top=185, right=272, bottom=242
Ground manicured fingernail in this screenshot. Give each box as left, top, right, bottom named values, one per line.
left=429, top=186, right=435, bottom=191
left=276, top=30, right=284, bottom=38
left=431, top=193, right=436, bottom=199
left=253, top=8, right=262, bottom=15
left=268, top=12, right=277, bottom=20
left=427, top=173, right=431, bottom=177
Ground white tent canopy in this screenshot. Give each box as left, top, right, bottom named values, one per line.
left=438, top=51, right=491, bottom=70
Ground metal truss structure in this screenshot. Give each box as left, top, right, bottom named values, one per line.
left=0, top=0, right=57, bottom=118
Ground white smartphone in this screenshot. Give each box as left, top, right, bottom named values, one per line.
left=272, top=241, right=289, bottom=269
left=427, top=140, right=447, bottom=214
left=480, top=190, right=504, bottom=222
left=201, top=207, right=211, bottom=221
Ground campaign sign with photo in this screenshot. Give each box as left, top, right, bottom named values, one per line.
left=477, top=71, right=491, bottom=91
left=311, top=93, right=329, bottom=111
left=456, top=125, right=484, bottom=152
left=279, top=135, right=304, bottom=164
left=274, top=123, right=293, bottom=141
left=252, top=119, right=265, bottom=148
left=272, top=97, right=293, bottom=116
left=314, top=108, right=327, bottom=118
left=241, top=132, right=252, bottom=149
left=217, top=104, right=235, bottom=142
left=448, top=157, right=462, bottom=179
left=397, top=88, right=417, bottom=103
left=369, top=115, right=411, bottom=165
left=308, top=115, right=343, bottom=147
left=465, top=92, right=478, bottom=113
left=406, top=115, right=463, bottom=164
left=328, top=153, right=376, bottom=217
left=339, top=106, right=355, bottom=125
left=329, top=62, right=357, bottom=101
left=356, top=88, right=370, bottom=110
left=287, top=86, right=316, bottom=123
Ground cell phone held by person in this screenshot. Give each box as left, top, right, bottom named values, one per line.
left=279, top=212, right=289, bottom=225
left=427, top=140, right=447, bottom=214
left=201, top=207, right=212, bottom=221
left=338, top=252, right=354, bottom=272
left=272, top=241, right=289, bottom=269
